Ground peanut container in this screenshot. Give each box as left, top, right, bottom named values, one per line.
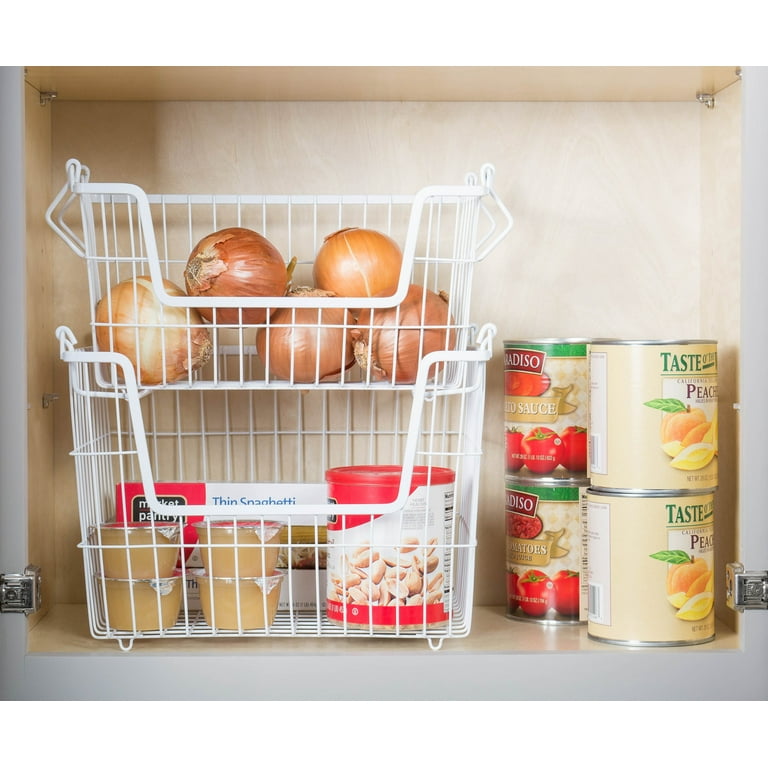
left=588, top=340, right=718, bottom=491
left=586, top=488, right=715, bottom=646
left=504, top=340, right=590, bottom=481
left=505, top=479, right=589, bottom=623
left=325, top=465, right=455, bottom=631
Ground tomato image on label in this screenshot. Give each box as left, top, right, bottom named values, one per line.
left=516, top=569, right=555, bottom=617
left=521, top=427, right=564, bottom=474
left=650, top=550, right=714, bottom=622
left=506, top=370, right=551, bottom=397
left=505, top=427, right=525, bottom=473
left=507, top=512, right=543, bottom=539
left=644, top=399, right=717, bottom=472
left=552, top=569, right=580, bottom=617
left=559, top=425, right=587, bottom=473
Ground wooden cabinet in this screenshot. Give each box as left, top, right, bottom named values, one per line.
left=3, top=65, right=767, bottom=699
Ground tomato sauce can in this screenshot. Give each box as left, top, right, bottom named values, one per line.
left=504, top=340, right=590, bottom=482
left=325, top=465, right=455, bottom=631
left=589, top=340, right=718, bottom=492
left=586, top=488, right=715, bottom=646
left=505, top=479, right=589, bottom=624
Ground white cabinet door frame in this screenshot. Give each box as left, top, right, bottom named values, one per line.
left=1, top=65, right=766, bottom=700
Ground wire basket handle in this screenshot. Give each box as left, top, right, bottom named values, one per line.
left=45, top=159, right=91, bottom=260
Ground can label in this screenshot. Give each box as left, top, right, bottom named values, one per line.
left=326, top=482, right=453, bottom=630
left=586, top=490, right=715, bottom=645
left=504, top=341, right=589, bottom=481
left=589, top=341, right=718, bottom=491
left=505, top=482, right=588, bottom=623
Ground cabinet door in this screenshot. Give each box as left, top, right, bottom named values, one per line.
left=2, top=65, right=767, bottom=700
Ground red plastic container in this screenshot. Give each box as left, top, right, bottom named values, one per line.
left=326, top=465, right=455, bottom=630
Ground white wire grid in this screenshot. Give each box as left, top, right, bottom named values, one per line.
left=47, top=161, right=511, bottom=649
left=60, top=328, right=493, bottom=649
left=46, top=159, right=512, bottom=389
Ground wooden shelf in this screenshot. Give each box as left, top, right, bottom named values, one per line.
left=24, top=66, right=741, bottom=103
left=28, top=603, right=740, bottom=655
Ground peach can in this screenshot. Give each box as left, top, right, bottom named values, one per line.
left=586, top=488, right=715, bottom=646
left=589, top=340, right=718, bottom=491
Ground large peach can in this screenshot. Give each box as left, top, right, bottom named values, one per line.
left=504, top=340, right=590, bottom=481
left=589, top=340, right=718, bottom=491
left=586, top=488, right=715, bottom=646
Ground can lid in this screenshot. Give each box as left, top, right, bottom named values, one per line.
left=326, top=464, right=455, bottom=486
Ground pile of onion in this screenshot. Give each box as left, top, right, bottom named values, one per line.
left=351, top=284, right=456, bottom=384
left=184, top=227, right=293, bottom=324
left=313, top=227, right=403, bottom=302
left=255, top=287, right=356, bottom=383
left=95, top=276, right=212, bottom=385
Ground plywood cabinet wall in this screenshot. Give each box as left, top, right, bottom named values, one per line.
left=28, top=73, right=739, bottom=625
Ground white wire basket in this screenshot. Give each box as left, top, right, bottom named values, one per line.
left=48, top=161, right=512, bottom=649
left=57, top=324, right=495, bottom=650
left=47, top=158, right=512, bottom=389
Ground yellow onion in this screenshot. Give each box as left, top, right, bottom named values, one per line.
left=255, top=287, right=356, bottom=383
left=184, top=227, right=292, bottom=324
left=95, top=276, right=212, bottom=385
left=351, top=284, right=456, bottom=384
left=312, top=227, right=403, bottom=300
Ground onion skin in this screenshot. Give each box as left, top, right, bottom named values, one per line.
left=312, top=227, right=403, bottom=300
left=255, top=287, right=356, bottom=383
left=95, top=276, right=212, bottom=385
left=184, top=227, right=290, bottom=324
left=351, top=284, right=456, bottom=384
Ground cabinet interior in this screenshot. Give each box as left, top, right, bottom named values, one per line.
left=23, top=66, right=742, bottom=652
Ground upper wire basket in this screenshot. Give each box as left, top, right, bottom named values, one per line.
left=46, top=159, right=513, bottom=390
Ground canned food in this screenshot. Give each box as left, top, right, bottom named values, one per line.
left=505, top=479, right=589, bottom=624
left=504, top=340, right=589, bottom=481
left=589, top=340, right=718, bottom=491
left=325, top=465, right=455, bottom=631
left=586, top=488, right=715, bottom=646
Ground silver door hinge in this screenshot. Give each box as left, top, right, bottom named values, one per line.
left=726, top=563, right=768, bottom=611
left=0, top=565, right=42, bottom=615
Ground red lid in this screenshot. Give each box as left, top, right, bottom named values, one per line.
left=325, top=464, right=455, bottom=487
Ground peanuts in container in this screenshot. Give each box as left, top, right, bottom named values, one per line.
left=325, top=465, right=455, bottom=631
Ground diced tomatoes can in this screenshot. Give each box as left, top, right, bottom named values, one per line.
left=504, top=340, right=590, bottom=482
left=586, top=487, right=716, bottom=646
left=325, top=465, right=455, bottom=631
left=588, top=340, right=718, bottom=492
left=505, top=479, right=589, bottom=624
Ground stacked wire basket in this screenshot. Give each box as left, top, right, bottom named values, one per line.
left=47, top=158, right=513, bottom=650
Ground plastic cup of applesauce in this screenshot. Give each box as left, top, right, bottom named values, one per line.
left=192, top=520, right=284, bottom=577
left=98, top=573, right=183, bottom=631
left=93, top=522, right=182, bottom=579
left=194, top=570, right=283, bottom=630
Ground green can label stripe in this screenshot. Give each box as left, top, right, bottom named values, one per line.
left=506, top=484, right=580, bottom=502
left=504, top=343, right=587, bottom=357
